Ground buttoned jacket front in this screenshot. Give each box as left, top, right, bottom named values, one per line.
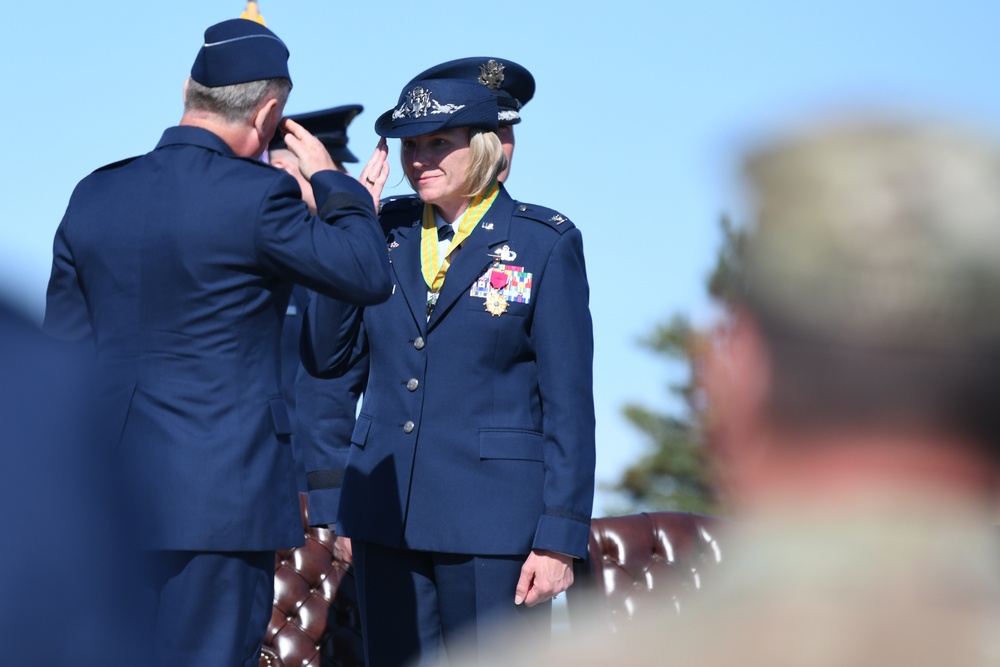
left=303, top=185, right=596, bottom=558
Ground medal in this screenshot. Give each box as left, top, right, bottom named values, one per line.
left=484, top=268, right=509, bottom=316
left=485, top=287, right=508, bottom=316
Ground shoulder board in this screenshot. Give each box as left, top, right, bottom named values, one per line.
left=91, top=156, right=140, bottom=173
left=512, top=202, right=576, bottom=233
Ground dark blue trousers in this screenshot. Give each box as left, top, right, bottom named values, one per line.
left=353, top=540, right=552, bottom=667
left=140, top=550, right=274, bottom=667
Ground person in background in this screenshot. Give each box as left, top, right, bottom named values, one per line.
left=298, top=57, right=536, bottom=565
left=267, top=104, right=364, bottom=491
left=43, top=17, right=390, bottom=667
left=301, top=75, right=596, bottom=666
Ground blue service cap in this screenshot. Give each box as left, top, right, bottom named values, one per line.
left=269, top=104, right=363, bottom=163
left=374, top=79, right=499, bottom=139
left=406, top=57, right=535, bottom=125
left=190, top=18, right=291, bottom=87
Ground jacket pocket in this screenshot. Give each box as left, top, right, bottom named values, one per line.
left=351, top=414, right=373, bottom=449
left=479, top=429, right=544, bottom=461
left=268, top=396, right=292, bottom=437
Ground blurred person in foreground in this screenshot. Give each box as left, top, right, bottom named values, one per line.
left=0, top=299, right=144, bottom=666
left=297, top=57, right=535, bottom=559
left=301, top=74, right=595, bottom=666
left=42, top=17, right=390, bottom=667
left=461, top=117, right=1000, bottom=666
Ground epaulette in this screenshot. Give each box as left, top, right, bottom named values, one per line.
left=512, top=201, right=576, bottom=233
left=91, top=156, right=140, bottom=173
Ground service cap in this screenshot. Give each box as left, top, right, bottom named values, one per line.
left=374, top=78, right=499, bottom=139
left=406, top=57, right=535, bottom=124
left=190, top=18, right=290, bottom=87
left=269, top=104, right=363, bottom=163
left=743, top=118, right=1000, bottom=349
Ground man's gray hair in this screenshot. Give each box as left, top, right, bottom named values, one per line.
left=185, top=77, right=292, bottom=123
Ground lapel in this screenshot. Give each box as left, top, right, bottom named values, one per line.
left=386, top=221, right=429, bottom=334
left=427, top=186, right=515, bottom=332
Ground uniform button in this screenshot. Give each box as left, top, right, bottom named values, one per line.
left=403, top=421, right=415, bottom=434
left=518, top=205, right=528, bottom=212
left=406, top=378, right=419, bottom=392
left=413, top=336, right=425, bottom=350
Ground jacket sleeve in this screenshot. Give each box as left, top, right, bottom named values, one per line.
left=530, top=228, right=597, bottom=559
left=295, top=331, right=370, bottom=526
left=43, top=215, right=93, bottom=342
left=256, top=169, right=391, bottom=307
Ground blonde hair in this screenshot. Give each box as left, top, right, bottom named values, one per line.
left=463, top=128, right=508, bottom=197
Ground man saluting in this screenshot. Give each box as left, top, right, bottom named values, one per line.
left=43, top=17, right=390, bottom=667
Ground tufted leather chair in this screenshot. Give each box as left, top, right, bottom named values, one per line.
left=259, top=494, right=364, bottom=667
left=566, top=512, right=724, bottom=632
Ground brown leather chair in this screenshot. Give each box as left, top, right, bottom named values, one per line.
left=567, top=512, right=724, bottom=632
left=260, top=494, right=364, bottom=667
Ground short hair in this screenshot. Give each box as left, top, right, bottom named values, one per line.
left=185, top=77, right=292, bottom=123
left=753, top=311, right=1000, bottom=459
left=463, top=128, right=507, bottom=197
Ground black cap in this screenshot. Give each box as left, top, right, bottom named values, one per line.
left=269, top=104, right=364, bottom=163
left=405, top=57, right=535, bottom=124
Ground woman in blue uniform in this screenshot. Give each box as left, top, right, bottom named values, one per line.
left=302, top=76, right=596, bottom=667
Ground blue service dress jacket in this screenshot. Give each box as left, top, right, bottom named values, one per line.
left=301, top=185, right=596, bottom=559
left=43, top=125, right=391, bottom=551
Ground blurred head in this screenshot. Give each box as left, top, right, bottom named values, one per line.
left=717, top=118, right=1000, bottom=468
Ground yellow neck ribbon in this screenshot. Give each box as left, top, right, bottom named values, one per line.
left=420, top=181, right=500, bottom=293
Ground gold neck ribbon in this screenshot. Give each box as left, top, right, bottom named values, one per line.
left=420, top=181, right=499, bottom=293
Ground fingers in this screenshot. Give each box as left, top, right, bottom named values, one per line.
left=360, top=138, right=390, bottom=210
left=279, top=118, right=335, bottom=180
left=333, top=535, right=354, bottom=566
left=515, top=550, right=575, bottom=607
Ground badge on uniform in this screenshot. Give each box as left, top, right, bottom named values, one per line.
left=471, top=246, right=532, bottom=316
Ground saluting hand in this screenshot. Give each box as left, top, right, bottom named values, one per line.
left=279, top=118, right=337, bottom=181
left=514, top=549, right=574, bottom=607
left=360, top=138, right=390, bottom=211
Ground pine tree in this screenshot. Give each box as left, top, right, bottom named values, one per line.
left=610, top=216, right=744, bottom=514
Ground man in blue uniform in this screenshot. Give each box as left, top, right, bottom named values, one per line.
left=298, top=58, right=537, bottom=552
left=43, top=18, right=390, bottom=667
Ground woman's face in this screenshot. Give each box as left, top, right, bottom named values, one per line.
left=401, top=128, right=471, bottom=214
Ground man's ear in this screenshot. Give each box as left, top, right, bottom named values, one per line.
left=701, top=309, right=774, bottom=507
left=182, top=77, right=190, bottom=104
left=254, top=97, right=282, bottom=142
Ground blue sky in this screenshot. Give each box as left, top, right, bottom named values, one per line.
left=3, top=1, right=998, bottom=512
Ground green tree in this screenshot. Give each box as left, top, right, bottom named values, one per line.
left=610, top=216, right=744, bottom=515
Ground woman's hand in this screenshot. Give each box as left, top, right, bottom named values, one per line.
left=360, top=138, right=390, bottom=211
left=514, top=549, right=574, bottom=607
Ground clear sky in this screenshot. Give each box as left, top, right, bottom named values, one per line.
left=3, top=0, right=998, bottom=512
